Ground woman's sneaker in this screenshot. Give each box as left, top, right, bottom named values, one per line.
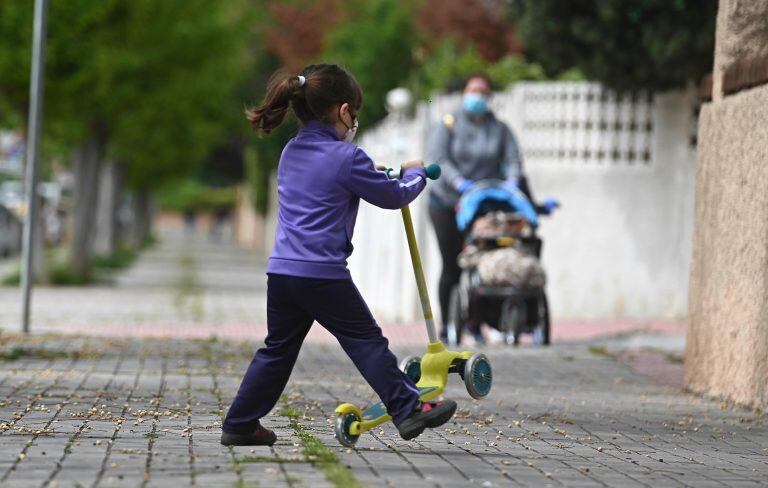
left=220, top=423, right=277, bottom=446
left=396, top=400, right=458, bottom=440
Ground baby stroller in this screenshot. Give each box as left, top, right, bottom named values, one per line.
left=447, top=180, right=553, bottom=346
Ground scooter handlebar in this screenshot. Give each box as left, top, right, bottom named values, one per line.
left=385, top=163, right=441, bottom=181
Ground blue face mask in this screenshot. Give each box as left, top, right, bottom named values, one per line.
left=463, top=93, right=488, bottom=115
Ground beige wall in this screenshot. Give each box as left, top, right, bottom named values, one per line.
left=232, top=186, right=265, bottom=253
left=685, top=0, right=768, bottom=409
left=712, top=0, right=768, bottom=101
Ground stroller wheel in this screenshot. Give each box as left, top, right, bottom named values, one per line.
left=398, top=355, right=422, bottom=383
left=464, top=353, right=492, bottom=399
left=447, top=286, right=464, bottom=346
left=500, top=300, right=524, bottom=346
left=531, top=293, right=551, bottom=346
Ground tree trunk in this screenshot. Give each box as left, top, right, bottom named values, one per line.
left=31, top=193, right=48, bottom=283
left=69, top=131, right=104, bottom=277
left=93, top=161, right=123, bottom=255
left=132, top=189, right=153, bottom=248
left=16, top=125, right=47, bottom=283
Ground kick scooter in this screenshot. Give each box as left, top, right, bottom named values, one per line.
left=334, top=163, right=493, bottom=447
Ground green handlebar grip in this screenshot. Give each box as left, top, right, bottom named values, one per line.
left=425, top=163, right=441, bottom=180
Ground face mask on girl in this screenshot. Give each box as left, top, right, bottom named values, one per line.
left=463, top=93, right=489, bottom=115
left=340, top=107, right=359, bottom=143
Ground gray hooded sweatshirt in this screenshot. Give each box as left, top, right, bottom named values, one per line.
left=426, top=109, right=522, bottom=208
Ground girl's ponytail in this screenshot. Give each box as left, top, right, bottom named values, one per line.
left=246, top=64, right=363, bottom=134
left=246, top=72, right=304, bottom=134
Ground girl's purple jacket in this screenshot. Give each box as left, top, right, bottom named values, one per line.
left=266, top=121, right=427, bottom=279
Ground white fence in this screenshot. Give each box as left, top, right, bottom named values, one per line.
left=350, top=82, right=696, bottom=322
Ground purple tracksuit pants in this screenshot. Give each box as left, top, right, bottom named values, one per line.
left=222, top=273, right=421, bottom=434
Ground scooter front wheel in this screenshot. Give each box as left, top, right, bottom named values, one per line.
left=464, top=353, right=492, bottom=399
left=398, top=355, right=422, bottom=383
left=334, top=412, right=361, bottom=448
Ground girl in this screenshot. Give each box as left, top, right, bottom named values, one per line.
left=221, top=64, right=457, bottom=447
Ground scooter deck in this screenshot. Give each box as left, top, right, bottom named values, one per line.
left=361, top=386, right=440, bottom=421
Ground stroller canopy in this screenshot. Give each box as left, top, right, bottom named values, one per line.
left=456, top=181, right=539, bottom=231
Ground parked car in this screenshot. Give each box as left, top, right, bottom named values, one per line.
left=0, top=203, right=22, bottom=258
left=0, top=181, right=24, bottom=217
left=0, top=180, right=66, bottom=245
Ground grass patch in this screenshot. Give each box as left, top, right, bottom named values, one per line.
left=666, top=353, right=684, bottom=364
left=64, top=438, right=77, bottom=454
left=231, top=481, right=258, bottom=488
left=141, top=233, right=158, bottom=250
left=91, top=245, right=137, bottom=270
left=273, top=396, right=360, bottom=488
left=174, top=252, right=203, bottom=321
left=236, top=455, right=308, bottom=464
left=0, top=347, right=73, bottom=362
left=587, top=345, right=613, bottom=357
left=1, top=269, right=20, bottom=286
left=49, top=262, right=90, bottom=285
left=1, top=241, right=147, bottom=286
left=278, top=405, right=302, bottom=419
left=290, top=418, right=360, bottom=488
left=2, top=261, right=90, bottom=286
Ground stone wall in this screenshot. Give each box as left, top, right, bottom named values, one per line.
left=712, top=0, right=768, bottom=100
left=685, top=0, right=768, bottom=410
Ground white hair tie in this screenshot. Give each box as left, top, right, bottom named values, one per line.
left=297, top=75, right=306, bottom=87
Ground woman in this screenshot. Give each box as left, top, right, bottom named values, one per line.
left=426, top=74, right=525, bottom=342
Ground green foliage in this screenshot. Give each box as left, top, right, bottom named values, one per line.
left=49, top=261, right=90, bottom=286
left=1, top=269, right=20, bottom=286
left=111, top=0, right=254, bottom=191
left=323, top=0, right=418, bottom=127
left=0, top=1, right=33, bottom=123
left=0, top=0, right=253, bottom=190
left=513, top=0, right=716, bottom=93
left=410, top=39, right=487, bottom=98
left=157, top=180, right=237, bottom=213
left=410, top=39, right=559, bottom=98
left=141, top=233, right=158, bottom=250
left=90, top=245, right=136, bottom=270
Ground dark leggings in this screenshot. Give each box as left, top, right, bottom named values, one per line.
left=223, top=274, right=420, bottom=434
left=428, top=204, right=464, bottom=338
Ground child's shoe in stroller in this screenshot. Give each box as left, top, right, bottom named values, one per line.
left=221, top=423, right=277, bottom=446
left=396, top=400, right=458, bottom=440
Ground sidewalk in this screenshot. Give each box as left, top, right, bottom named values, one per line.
left=0, top=228, right=270, bottom=334
left=0, top=333, right=765, bottom=487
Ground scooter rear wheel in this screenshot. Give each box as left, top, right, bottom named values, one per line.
left=464, top=353, right=493, bottom=399
left=334, top=412, right=361, bottom=448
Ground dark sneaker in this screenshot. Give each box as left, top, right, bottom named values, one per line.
left=220, top=423, right=277, bottom=446
left=396, top=400, right=458, bottom=440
